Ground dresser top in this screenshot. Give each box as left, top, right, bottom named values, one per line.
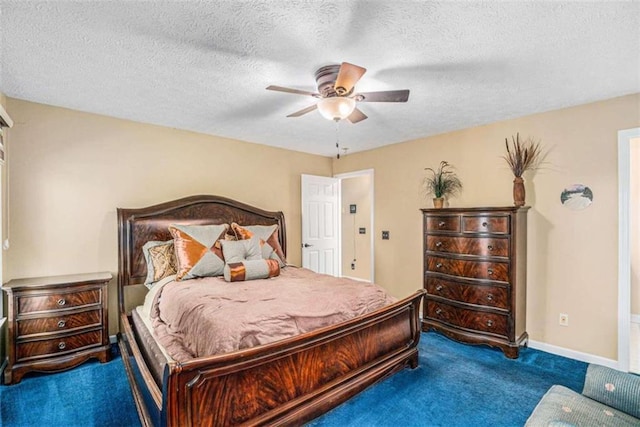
left=2, top=272, right=112, bottom=290
left=421, top=206, right=530, bottom=213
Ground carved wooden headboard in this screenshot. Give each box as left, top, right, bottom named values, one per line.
left=116, top=195, right=286, bottom=314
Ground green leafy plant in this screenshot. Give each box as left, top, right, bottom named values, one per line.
left=503, top=133, right=543, bottom=177
left=424, top=161, right=463, bottom=199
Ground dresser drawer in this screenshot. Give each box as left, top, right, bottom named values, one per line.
left=17, top=309, right=102, bottom=338
left=17, top=289, right=101, bottom=314
left=462, top=215, right=509, bottom=234
left=16, top=330, right=103, bottom=362
left=427, top=256, right=509, bottom=282
left=425, top=215, right=460, bottom=232
left=426, top=235, right=509, bottom=258
left=425, top=300, right=508, bottom=337
left=426, top=277, right=509, bottom=309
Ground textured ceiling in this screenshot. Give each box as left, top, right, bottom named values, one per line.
left=1, top=1, right=639, bottom=157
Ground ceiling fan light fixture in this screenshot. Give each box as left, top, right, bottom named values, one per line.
left=317, top=97, right=356, bottom=121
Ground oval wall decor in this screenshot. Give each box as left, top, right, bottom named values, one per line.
left=560, top=184, right=593, bottom=210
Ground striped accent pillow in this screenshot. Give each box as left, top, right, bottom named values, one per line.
left=223, top=259, right=281, bottom=282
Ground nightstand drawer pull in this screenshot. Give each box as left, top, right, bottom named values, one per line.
left=486, top=294, right=494, bottom=302
left=435, top=241, right=443, bottom=247
left=435, top=308, right=442, bottom=315
left=57, top=298, right=66, bottom=306
left=435, top=285, right=443, bottom=292
left=487, top=268, right=494, bottom=276
left=438, top=221, right=445, bottom=227
left=486, top=320, right=494, bottom=328
left=58, top=342, right=66, bottom=350
left=436, top=263, right=443, bottom=269
left=57, top=320, right=66, bottom=328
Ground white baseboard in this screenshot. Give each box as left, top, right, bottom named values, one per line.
left=631, top=314, right=640, bottom=324
left=109, top=334, right=118, bottom=345
left=528, top=339, right=619, bottom=370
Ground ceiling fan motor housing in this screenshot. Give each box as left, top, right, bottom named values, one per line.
left=315, top=64, right=351, bottom=98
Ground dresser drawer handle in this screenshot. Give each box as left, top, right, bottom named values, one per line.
left=482, top=222, right=488, bottom=227
left=435, top=241, right=443, bottom=248
left=487, top=245, right=494, bottom=251
left=435, top=308, right=442, bottom=315
left=486, top=294, right=494, bottom=302
left=58, top=342, right=66, bottom=350
left=438, top=221, right=445, bottom=227
left=436, top=263, right=443, bottom=269
left=435, top=285, right=443, bottom=292
left=486, top=320, right=494, bottom=328
left=487, top=268, right=494, bottom=276
left=57, top=320, right=66, bottom=328
left=57, top=298, right=66, bottom=306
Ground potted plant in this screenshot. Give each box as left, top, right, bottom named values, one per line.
left=424, top=161, right=463, bottom=208
left=503, top=133, right=543, bottom=207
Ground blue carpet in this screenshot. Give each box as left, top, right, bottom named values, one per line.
left=0, top=346, right=140, bottom=427
left=0, top=333, right=588, bottom=427
left=308, top=332, right=588, bottom=426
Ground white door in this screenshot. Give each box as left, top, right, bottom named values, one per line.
left=301, top=174, right=340, bottom=276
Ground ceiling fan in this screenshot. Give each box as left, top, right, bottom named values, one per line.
left=266, top=62, right=410, bottom=123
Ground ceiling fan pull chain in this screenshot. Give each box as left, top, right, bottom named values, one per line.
left=335, top=119, right=340, bottom=159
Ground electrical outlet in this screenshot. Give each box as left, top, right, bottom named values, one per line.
left=382, top=231, right=389, bottom=240
left=559, top=313, right=569, bottom=326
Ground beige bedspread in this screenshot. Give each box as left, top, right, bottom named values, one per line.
left=149, top=267, right=396, bottom=362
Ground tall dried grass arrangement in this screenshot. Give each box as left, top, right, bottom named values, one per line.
left=503, top=133, right=543, bottom=177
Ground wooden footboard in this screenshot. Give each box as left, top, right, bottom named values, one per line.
left=119, top=290, right=424, bottom=427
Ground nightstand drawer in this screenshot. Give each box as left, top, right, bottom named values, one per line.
left=17, top=289, right=101, bottom=314
left=16, top=329, right=103, bottom=362
left=17, top=309, right=102, bottom=337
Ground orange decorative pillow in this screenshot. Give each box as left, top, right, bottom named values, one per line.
left=230, top=223, right=286, bottom=267
left=168, top=224, right=229, bottom=280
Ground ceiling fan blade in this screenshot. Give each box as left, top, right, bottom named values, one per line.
left=287, top=104, right=318, bottom=117
left=266, top=85, right=320, bottom=97
left=334, top=62, right=367, bottom=95
left=347, top=108, right=367, bottom=124
left=355, top=90, right=410, bottom=103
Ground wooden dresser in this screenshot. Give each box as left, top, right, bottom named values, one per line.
left=421, top=207, right=529, bottom=358
left=3, top=272, right=112, bottom=384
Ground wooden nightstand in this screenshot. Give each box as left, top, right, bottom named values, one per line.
left=2, top=272, right=112, bottom=384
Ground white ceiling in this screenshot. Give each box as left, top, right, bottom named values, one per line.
left=1, top=1, right=639, bottom=157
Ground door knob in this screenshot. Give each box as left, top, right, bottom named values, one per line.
left=302, top=243, right=314, bottom=248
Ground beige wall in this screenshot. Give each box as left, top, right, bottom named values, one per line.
left=333, top=93, right=640, bottom=360
left=341, top=174, right=372, bottom=281
left=4, top=98, right=332, bottom=334
left=632, top=137, right=640, bottom=316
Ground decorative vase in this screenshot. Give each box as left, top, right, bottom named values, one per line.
left=513, top=176, right=525, bottom=207
left=433, top=197, right=445, bottom=208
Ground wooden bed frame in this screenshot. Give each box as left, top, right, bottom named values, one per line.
left=117, top=195, right=424, bottom=426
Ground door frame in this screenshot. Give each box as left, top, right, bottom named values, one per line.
left=334, top=169, right=375, bottom=283
left=618, top=127, right=639, bottom=372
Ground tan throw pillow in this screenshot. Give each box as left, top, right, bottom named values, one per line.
left=230, top=223, right=286, bottom=267
left=223, top=259, right=281, bottom=282
left=142, top=240, right=176, bottom=287
left=169, top=224, right=229, bottom=280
